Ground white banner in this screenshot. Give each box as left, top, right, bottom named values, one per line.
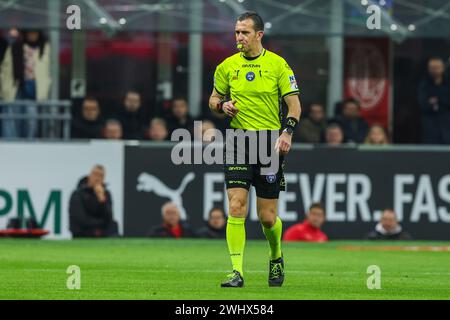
left=0, top=140, right=124, bottom=239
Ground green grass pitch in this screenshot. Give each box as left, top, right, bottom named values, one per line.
left=0, top=239, right=449, bottom=300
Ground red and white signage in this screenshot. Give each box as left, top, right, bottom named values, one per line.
left=344, top=38, right=391, bottom=129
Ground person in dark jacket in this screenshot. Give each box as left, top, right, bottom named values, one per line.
left=69, top=164, right=119, bottom=238
left=1, top=29, right=51, bottom=139
left=0, top=34, right=7, bottom=63
left=295, top=103, right=327, bottom=143
left=164, top=97, right=194, bottom=136
left=365, top=209, right=412, bottom=240
left=324, top=122, right=345, bottom=146
left=149, top=202, right=194, bottom=238
left=196, top=208, right=226, bottom=239
left=71, top=97, right=104, bottom=139
left=418, top=57, right=450, bottom=144
left=116, top=90, right=148, bottom=140
left=0, top=34, right=6, bottom=134
left=335, top=98, right=369, bottom=143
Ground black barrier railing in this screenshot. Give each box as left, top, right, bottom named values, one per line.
left=0, top=100, right=72, bottom=140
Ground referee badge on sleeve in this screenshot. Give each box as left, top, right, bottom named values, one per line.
left=289, top=75, right=298, bottom=90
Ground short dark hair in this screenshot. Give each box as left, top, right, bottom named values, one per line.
left=172, top=96, right=188, bottom=103
left=125, top=89, right=141, bottom=97
left=208, top=207, right=226, bottom=219
left=237, top=11, right=264, bottom=32
left=382, top=208, right=396, bottom=215
left=326, top=122, right=342, bottom=131
left=309, top=203, right=325, bottom=213
left=309, top=103, right=324, bottom=111
left=342, top=98, right=360, bottom=109
left=428, top=56, right=444, bottom=63
left=105, top=118, right=122, bottom=127
left=150, top=117, right=167, bottom=128
left=83, top=96, right=98, bottom=103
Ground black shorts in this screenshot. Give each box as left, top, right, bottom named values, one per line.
left=223, top=129, right=286, bottom=199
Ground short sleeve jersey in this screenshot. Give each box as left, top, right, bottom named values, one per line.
left=213, top=49, right=299, bottom=130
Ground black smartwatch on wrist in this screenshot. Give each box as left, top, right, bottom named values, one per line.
left=283, top=127, right=294, bottom=135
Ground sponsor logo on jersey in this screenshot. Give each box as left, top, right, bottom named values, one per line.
left=228, top=166, right=248, bottom=171
left=242, top=64, right=261, bottom=68
left=228, top=180, right=248, bottom=185
left=246, top=71, right=256, bottom=81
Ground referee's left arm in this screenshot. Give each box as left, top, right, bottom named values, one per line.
left=276, top=94, right=302, bottom=155
left=277, top=58, right=301, bottom=135
left=284, top=94, right=302, bottom=123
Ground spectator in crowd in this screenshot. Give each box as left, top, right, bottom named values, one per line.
left=364, top=124, right=389, bottom=145
left=325, top=123, right=344, bottom=146
left=69, top=164, right=119, bottom=238
left=418, top=57, right=450, bottom=144
left=103, top=119, right=123, bottom=140
left=0, top=29, right=20, bottom=90
left=165, top=97, right=194, bottom=136
left=365, top=209, right=412, bottom=240
left=204, top=109, right=229, bottom=134
left=336, top=98, right=369, bottom=143
left=116, top=90, right=148, bottom=140
left=146, top=117, right=169, bottom=141
left=149, top=202, right=194, bottom=238
left=0, top=34, right=6, bottom=119
left=71, top=97, right=104, bottom=139
left=333, top=100, right=344, bottom=117
left=0, top=33, right=7, bottom=64
left=295, top=103, right=327, bottom=143
left=283, top=203, right=328, bottom=242
left=0, top=29, right=51, bottom=139
left=194, top=120, right=217, bottom=142
left=196, top=208, right=226, bottom=239
left=6, top=28, right=20, bottom=43
left=202, top=120, right=217, bottom=142
left=0, top=30, right=16, bottom=136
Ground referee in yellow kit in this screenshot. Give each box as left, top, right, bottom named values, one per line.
left=209, top=12, right=302, bottom=287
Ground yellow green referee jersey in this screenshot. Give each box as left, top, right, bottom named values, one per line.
left=213, top=48, right=299, bottom=130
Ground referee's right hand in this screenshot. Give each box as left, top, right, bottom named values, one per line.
left=222, top=100, right=238, bottom=118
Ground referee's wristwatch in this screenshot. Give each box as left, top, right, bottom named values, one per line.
left=282, top=127, right=294, bottom=135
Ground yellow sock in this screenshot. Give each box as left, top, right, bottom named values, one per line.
left=226, top=216, right=246, bottom=275
left=262, top=217, right=282, bottom=260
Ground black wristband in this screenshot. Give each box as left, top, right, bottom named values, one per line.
left=285, top=117, right=299, bottom=131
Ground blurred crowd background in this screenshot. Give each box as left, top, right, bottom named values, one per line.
left=0, top=0, right=449, bottom=145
